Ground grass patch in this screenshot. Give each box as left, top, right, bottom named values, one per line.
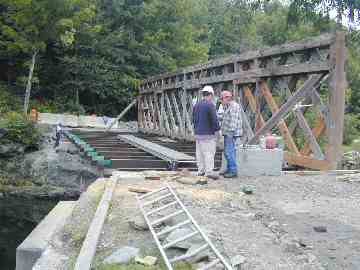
left=343, top=138, right=360, bottom=153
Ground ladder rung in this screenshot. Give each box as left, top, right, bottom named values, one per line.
left=169, top=243, right=209, bottom=263
left=197, top=258, right=221, bottom=270
left=143, top=193, right=173, bottom=207
left=139, top=187, right=169, bottom=200
left=147, top=201, right=178, bottom=216
left=163, top=231, right=199, bottom=249
left=156, top=219, right=192, bottom=237
left=151, top=210, right=184, bottom=226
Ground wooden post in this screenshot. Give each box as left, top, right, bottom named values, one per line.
left=106, top=99, right=137, bottom=132
left=326, top=32, right=346, bottom=169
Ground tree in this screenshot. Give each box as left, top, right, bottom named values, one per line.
left=288, top=0, right=360, bottom=27
left=0, top=0, right=96, bottom=113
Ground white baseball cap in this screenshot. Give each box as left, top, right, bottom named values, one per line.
left=200, top=85, right=214, bottom=95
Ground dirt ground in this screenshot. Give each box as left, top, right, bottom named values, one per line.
left=34, top=171, right=360, bottom=270
left=93, top=172, right=360, bottom=270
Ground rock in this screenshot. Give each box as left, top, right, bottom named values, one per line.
left=185, top=244, right=210, bottom=263
left=55, top=143, right=79, bottom=155
left=164, top=228, right=206, bottom=250
left=103, top=246, right=140, bottom=265
left=176, top=176, right=207, bottom=185
left=242, top=186, right=254, bottom=194
left=128, top=216, right=149, bottom=231
left=20, top=146, right=98, bottom=188
left=307, top=253, right=317, bottom=263
left=135, top=256, right=158, bottom=266
left=231, top=255, right=247, bottom=269
left=313, top=226, right=327, bottom=233
left=180, top=168, right=191, bottom=177
left=0, top=143, right=24, bottom=158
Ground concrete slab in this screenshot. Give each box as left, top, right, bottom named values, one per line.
left=16, top=201, right=75, bottom=270
left=74, top=178, right=117, bottom=270
left=237, top=147, right=283, bottom=176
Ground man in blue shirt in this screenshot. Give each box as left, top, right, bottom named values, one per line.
left=193, top=85, right=220, bottom=180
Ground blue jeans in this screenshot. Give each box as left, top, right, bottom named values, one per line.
left=224, top=135, right=237, bottom=174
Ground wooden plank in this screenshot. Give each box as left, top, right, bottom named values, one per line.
left=244, top=86, right=265, bottom=130
left=260, top=81, right=300, bottom=154
left=128, top=187, right=153, bottom=194
left=165, top=92, right=177, bottom=137
left=106, top=99, right=137, bottom=132
left=147, top=95, right=158, bottom=130
left=160, top=93, right=171, bottom=137
left=186, top=92, right=195, bottom=135
left=300, top=115, right=326, bottom=156
left=153, top=94, right=164, bottom=135
left=140, top=62, right=330, bottom=94
left=138, top=97, right=144, bottom=129
left=284, top=152, right=331, bottom=170
left=181, top=88, right=188, bottom=136
left=248, top=74, right=323, bottom=144
left=294, top=109, right=324, bottom=159
left=118, top=134, right=195, bottom=162
left=326, top=32, right=346, bottom=169
left=170, top=92, right=185, bottom=138
left=255, top=80, right=263, bottom=132
left=141, top=33, right=333, bottom=85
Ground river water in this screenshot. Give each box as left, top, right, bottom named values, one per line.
left=0, top=193, right=58, bottom=270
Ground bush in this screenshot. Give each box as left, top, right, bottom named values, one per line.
left=29, top=99, right=59, bottom=113
left=0, top=84, right=21, bottom=114
left=0, top=111, right=40, bottom=148
left=343, top=113, right=360, bottom=145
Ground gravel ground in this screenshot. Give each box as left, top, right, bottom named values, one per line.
left=92, top=172, right=360, bottom=270
left=36, top=172, right=360, bottom=270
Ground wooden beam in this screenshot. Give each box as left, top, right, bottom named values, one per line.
left=284, top=152, right=331, bottom=170
left=140, top=62, right=330, bottom=94
left=260, top=81, right=300, bottom=154
left=326, top=31, right=346, bottom=169
left=165, top=92, right=177, bottom=137
left=106, top=99, right=137, bottom=132
left=141, top=33, right=333, bottom=85
left=244, top=86, right=265, bottom=130
left=248, top=74, right=323, bottom=144
left=300, top=114, right=326, bottom=156
left=294, top=108, right=324, bottom=159
left=170, top=92, right=185, bottom=138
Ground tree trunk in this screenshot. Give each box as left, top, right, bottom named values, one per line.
left=23, top=49, right=38, bottom=114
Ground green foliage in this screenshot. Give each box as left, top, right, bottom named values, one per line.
left=29, top=99, right=59, bottom=113
left=0, top=85, right=21, bottom=114
left=0, top=111, right=40, bottom=148
left=343, top=113, right=360, bottom=145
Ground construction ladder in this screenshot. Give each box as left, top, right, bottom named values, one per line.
left=136, top=183, right=233, bottom=270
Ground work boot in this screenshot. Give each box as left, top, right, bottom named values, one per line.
left=224, top=172, right=237, bottom=178
left=206, top=174, right=219, bottom=180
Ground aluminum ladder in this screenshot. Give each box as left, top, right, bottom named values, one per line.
left=136, top=183, right=233, bottom=270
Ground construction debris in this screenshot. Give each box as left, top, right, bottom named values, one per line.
left=136, top=184, right=233, bottom=270
left=341, top=151, right=360, bottom=170
left=103, top=246, right=140, bottom=265
left=128, top=186, right=153, bottom=194
left=337, top=173, right=360, bottom=183
left=135, top=256, right=158, bottom=266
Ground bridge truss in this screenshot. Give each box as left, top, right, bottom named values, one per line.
left=138, top=32, right=346, bottom=170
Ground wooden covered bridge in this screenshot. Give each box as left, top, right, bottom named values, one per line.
left=137, top=32, right=347, bottom=170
